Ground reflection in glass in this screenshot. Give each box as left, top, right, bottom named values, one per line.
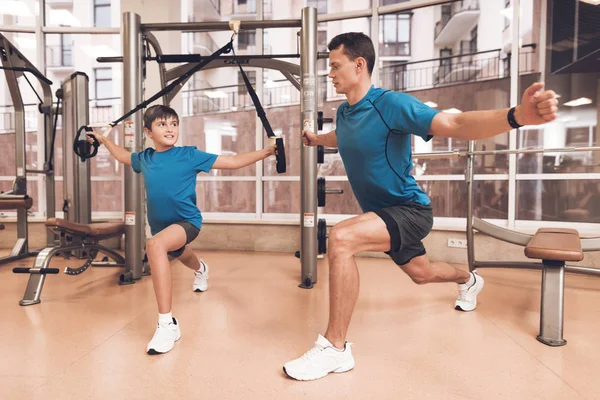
left=197, top=181, right=255, bottom=213
left=517, top=180, right=600, bottom=223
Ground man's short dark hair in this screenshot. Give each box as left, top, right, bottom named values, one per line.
left=328, top=32, right=375, bottom=75
left=143, top=104, right=179, bottom=130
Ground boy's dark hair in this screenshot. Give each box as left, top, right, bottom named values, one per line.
left=328, top=32, right=375, bottom=75
left=143, top=104, right=179, bottom=130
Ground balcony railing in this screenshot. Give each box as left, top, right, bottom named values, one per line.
left=435, top=0, right=480, bottom=40
left=380, top=44, right=536, bottom=92
left=180, top=76, right=333, bottom=115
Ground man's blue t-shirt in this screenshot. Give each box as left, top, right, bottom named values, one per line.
left=131, top=146, right=217, bottom=235
left=335, top=86, right=439, bottom=212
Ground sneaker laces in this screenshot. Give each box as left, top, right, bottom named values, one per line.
left=300, top=342, right=326, bottom=361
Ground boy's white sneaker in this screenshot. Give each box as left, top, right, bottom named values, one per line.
left=193, top=260, right=209, bottom=292
left=147, top=317, right=181, bottom=355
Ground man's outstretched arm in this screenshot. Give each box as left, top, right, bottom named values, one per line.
left=430, top=82, right=558, bottom=140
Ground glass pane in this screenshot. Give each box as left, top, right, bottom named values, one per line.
left=90, top=127, right=123, bottom=178
left=0, top=2, right=37, bottom=26
left=517, top=180, right=600, bottom=223
left=263, top=181, right=299, bottom=213
left=260, top=105, right=301, bottom=176
left=181, top=114, right=257, bottom=177
left=197, top=181, right=256, bottom=212
left=397, top=15, right=410, bottom=43
left=421, top=180, right=508, bottom=219
left=45, top=0, right=120, bottom=28
left=92, top=180, right=122, bottom=212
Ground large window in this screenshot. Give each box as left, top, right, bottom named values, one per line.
left=94, top=68, right=113, bottom=107
left=306, top=0, right=327, bottom=14
left=94, top=0, right=111, bottom=28
left=237, top=30, right=256, bottom=51
left=379, top=14, right=411, bottom=57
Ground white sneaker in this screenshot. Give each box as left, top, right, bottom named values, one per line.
left=283, top=334, right=355, bottom=381
left=193, top=260, right=209, bottom=292
left=455, top=271, right=484, bottom=312
left=146, top=317, right=181, bottom=355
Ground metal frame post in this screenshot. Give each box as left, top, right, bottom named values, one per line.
left=2, top=48, right=28, bottom=254
left=466, top=140, right=476, bottom=271
left=300, top=7, right=318, bottom=288
left=62, top=72, right=92, bottom=226
left=121, top=12, right=145, bottom=283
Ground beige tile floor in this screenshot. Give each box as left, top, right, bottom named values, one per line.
left=1, top=250, right=599, bottom=400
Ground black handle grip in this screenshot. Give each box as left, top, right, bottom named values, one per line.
left=13, top=267, right=60, bottom=274
left=73, top=126, right=98, bottom=161
left=275, top=138, right=286, bottom=174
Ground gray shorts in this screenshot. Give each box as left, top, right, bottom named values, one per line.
left=373, top=202, right=433, bottom=266
left=167, top=221, right=200, bottom=259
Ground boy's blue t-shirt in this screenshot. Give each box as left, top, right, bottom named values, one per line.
left=335, top=86, right=440, bottom=212
left=131, top=146, right=217, bottom=235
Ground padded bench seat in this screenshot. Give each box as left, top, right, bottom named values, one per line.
left=45, top=218, right=126, bottom=238
left=525, top=228, right=584, bottom=262
left=0, top=195, right=33, bottom=210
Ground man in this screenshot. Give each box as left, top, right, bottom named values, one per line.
left=283, top=32, right=558, bottom=381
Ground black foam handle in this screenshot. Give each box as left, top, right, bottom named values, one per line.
left=73, top=126, right=98, bottom=161
left=275, top=138, right=286, bottom=174
left=13, top=267, right=60, bottom=274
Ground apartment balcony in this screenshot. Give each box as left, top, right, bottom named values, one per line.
left=434, top=0, right=480, bottom=46
left=379, top=45, right=536, bottom=92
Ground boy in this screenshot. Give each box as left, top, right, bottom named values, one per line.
left=88, top=104, right=277, bottom=354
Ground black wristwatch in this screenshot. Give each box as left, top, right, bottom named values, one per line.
left=507, top=107, right=522, bottom=129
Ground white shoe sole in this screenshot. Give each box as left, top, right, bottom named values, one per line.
left=193, top=284, right=208, bottom=292
left=283, top=361, right=355, bottom=381
left=147, top=331, right=182, bottom=355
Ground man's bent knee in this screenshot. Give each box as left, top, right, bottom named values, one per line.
left=328, top=226, right=358, bottom=258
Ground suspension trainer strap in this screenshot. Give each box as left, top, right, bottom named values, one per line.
left=75, top=38, right=235, bottom=160
left=234, top=49, right=286, bottom=173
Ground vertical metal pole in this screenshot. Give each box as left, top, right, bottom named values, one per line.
left=300, top=7, right=318, bottom=288
left=122, top=12, right=144, bottom=283
left=62, top=73, right=91, bottom=228
left=508, top=0, right=520, bottom=229
left=371, top=0, right=380, bottom=86
left=256, top=0, right=264, bottom=220
left=466, top=140, right=475, bottom=271
left=2, top=42, right=28, bottom=251
left=537, top=262, right=567, bottom=346
left=39, top=0, right=55, bottom=246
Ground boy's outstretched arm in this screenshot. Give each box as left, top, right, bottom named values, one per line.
left=212, top=144, right=277, bottom=170
left=87, top=130, right=132, bottom=166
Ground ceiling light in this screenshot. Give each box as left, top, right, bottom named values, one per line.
left=580, top=0, right=600, bottom=6
left=442, top=108, right=462, bottom=114
left=424, top=101, right=438, bottom=108
left=564, top=97, right=593, bottom=107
